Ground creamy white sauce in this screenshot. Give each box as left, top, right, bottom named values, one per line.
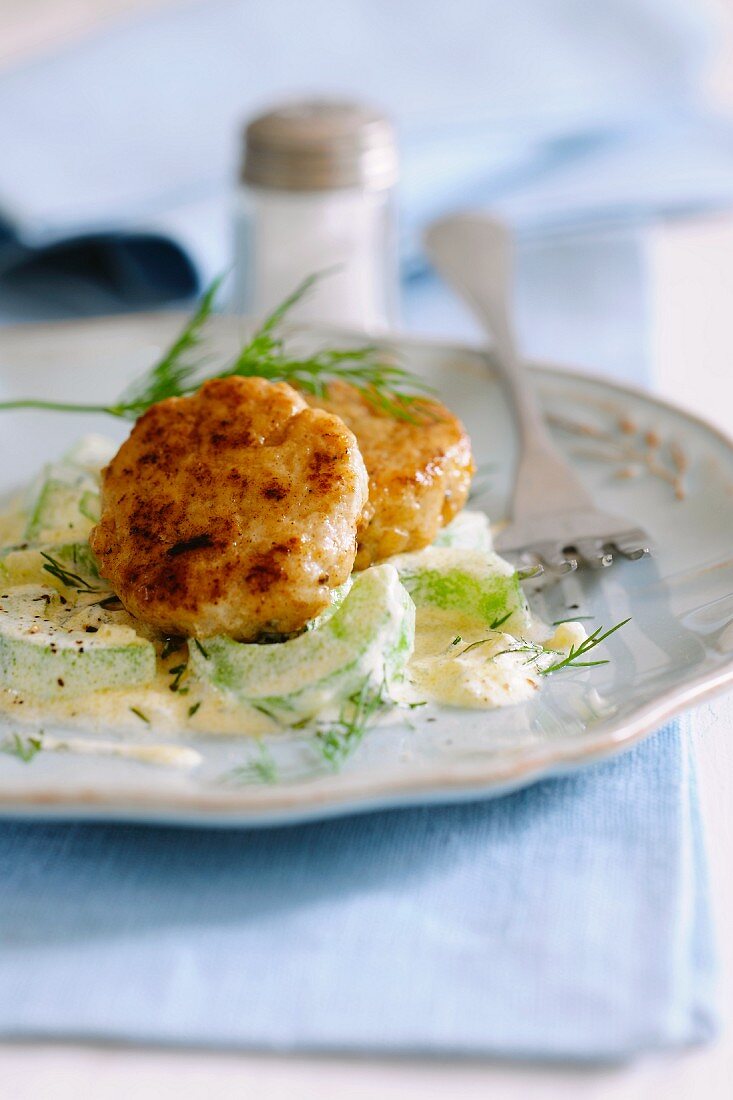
left=403, top=608, right=587, bottom=709
left=0, top=602, right=585, bottom=743
left=38, top=733, right=202, bottom=769
left=0, top=665, right=273, bottom=739
left=0, top=482, right=586, bottom=760
left=406, top=609, right=540, bottom=708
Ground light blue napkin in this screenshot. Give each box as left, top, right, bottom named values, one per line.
left=0, top=720, right=717, bottom=1059
left=0, top=0, right=723, bottom=1059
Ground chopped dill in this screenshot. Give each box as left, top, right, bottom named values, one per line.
left=451, top=635, right=462, bottom=646
left=541, top=618, right=631, bottom=675
left=193, top=639, right=209, bottom=659
left=168, top=662, right=188, bottom=692
left=40, top=552, right=99, bottom=592
left=2, top=732, right=43, bottom=762
left=552, top=615, right=595, bottom=626
left=187, top=701, right=201, bottom=718
left=488, top=610, right=513, bottom=631
left=313, top=678, right=389, bottom=769
left=251, top=701, right=280, bottom=722
left=129, top=706, right=150, bottom=724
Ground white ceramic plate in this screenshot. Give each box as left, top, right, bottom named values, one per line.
left=1, top=314, right=732, bottom=827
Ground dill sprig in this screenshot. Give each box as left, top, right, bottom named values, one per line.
left=0, top=273, right=431, bottom=424
left=0, top=278, right=221, bottom=420
left=40, top=552, right=99, bottom=592
left=449, top=609, right=518, bottom=656
left=228, top=344, right=433, bottom=423
left=454, top=617, right=630, bottom=672
left=541, top=618, right=630, bottom=675
left=221, top=272, right=434, bottom=422
left=314, top=678, right=389, bottom=769
left=114, top=276, right=223, bottom=418
left=2, top=732, right=43, bottom=762
left=221, top=738, right=279, bottom=786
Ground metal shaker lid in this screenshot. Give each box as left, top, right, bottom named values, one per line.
left=242, top=99, right=398, bottom=192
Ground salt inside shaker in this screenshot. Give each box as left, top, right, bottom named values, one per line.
left=232, top=99, right=399, bottom=331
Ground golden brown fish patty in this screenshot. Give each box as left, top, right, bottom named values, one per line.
left=90, top=376, right=368, bottom=640
left=305, top=381, right=474, bottom=567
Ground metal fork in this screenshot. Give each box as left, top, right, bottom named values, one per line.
left=424, top=213, right=651, bottom=571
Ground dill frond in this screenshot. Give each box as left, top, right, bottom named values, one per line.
left=40, top=552, right=99, bottom=592
left=113, top=276, right=224, bottom=418
left=0, top=272, right=431, bottom=424
left=313, top=677, right=390, bottom=769
left=221, top=738, right=279, bottom=785
left=540, top=618, right=631, bottom=674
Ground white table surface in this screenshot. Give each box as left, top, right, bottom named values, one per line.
left=2, top=1, right=733, bottom=1096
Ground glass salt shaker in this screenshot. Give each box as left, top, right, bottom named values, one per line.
left=232, top=99, right=399, bottom=332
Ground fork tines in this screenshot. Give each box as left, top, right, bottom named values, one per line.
left=498, top=528, right=651, bottom=573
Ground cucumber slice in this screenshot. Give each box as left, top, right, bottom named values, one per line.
left=79, top=490, right=101, bottom=524
left=389, top=547, right=530, bottom=631
left=22, top=435, right=115, bottom=545
left=190, top=564, right=415, bottom=723
left=432, top=510, right=493, bottom=552
left=306, top=577, right=353, bottom=632
left=0, top=586, right=156, bottom=699
left=24, top=464, right=100, bottom=544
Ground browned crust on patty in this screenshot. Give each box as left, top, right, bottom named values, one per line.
left=305, top=381, right=474, bottom=567
left=90, top=376, right=368, bottom=639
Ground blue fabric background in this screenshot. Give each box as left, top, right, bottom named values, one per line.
left=0, top=722, right=718, bottom=1059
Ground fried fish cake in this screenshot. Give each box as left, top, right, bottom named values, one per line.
left=90, top=376, right=368, bottom=640
left=305, top=381, right=474, bottom=567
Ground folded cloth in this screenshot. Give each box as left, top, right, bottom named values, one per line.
left=0, top=0, right=731, bottom=316
left=0, top=720, right=717, bottom=1060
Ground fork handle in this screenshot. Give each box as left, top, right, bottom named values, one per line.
left=424, top=213, right=596, bottom=516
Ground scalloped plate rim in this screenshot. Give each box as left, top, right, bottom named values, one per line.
left=0, top=319, right=731, bottom=827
